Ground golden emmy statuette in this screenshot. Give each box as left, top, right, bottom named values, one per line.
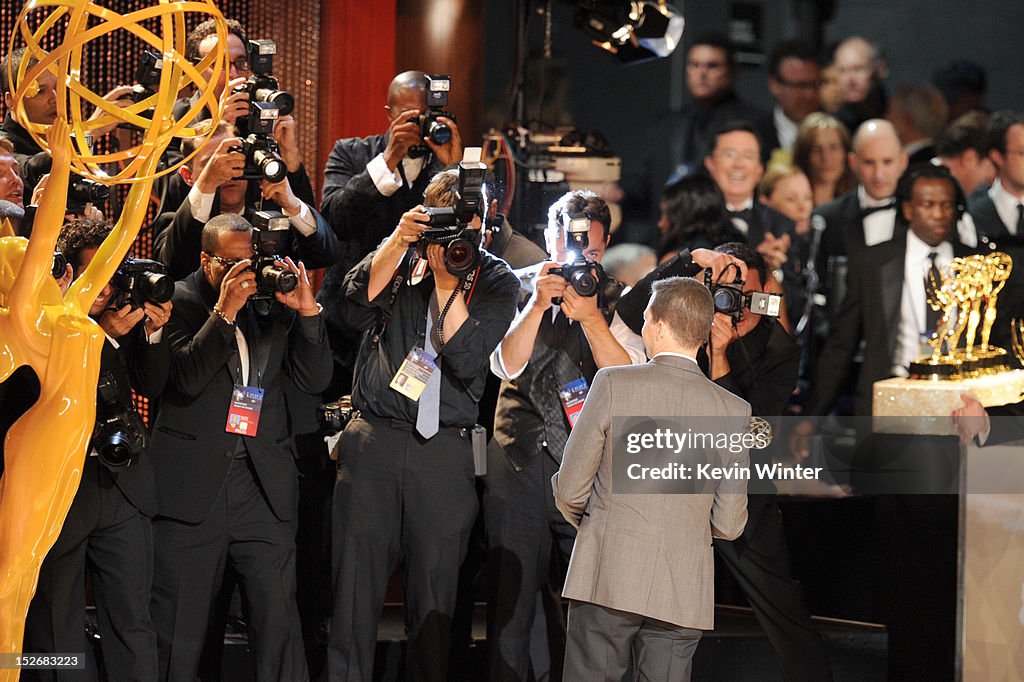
left=910, top=253, right=1013, bottom=380
left=0, top=1, right=227, bottom=674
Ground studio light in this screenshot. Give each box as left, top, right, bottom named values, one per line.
left=571, top=1, right=684, bottom=63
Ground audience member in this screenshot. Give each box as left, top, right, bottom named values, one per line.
left=833, top=36, right=888, bottom=132
left=793, top=113, right=857, bottom=206
left=601, top=243, right=657, bottom=287
left=886, top=83, right=949, bottom=166
left=657, top=173, right=743, bottom=262
left=935, top=110, right=995, bottom=198
left=765, top=40, right=821, bottom=154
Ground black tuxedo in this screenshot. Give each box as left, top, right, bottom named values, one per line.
left=24, top=328, right=169, bottom=681
left=966, top=191, right=1024, bottom=357
left=149, top=269, right=331, bottom=682
left=153, top=194, right=342, bottom=281
left=806, top=236, right=975, bottom=417
left=743, top=201, right=795, bottom=248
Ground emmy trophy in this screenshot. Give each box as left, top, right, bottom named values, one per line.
left=0, top=1, right=228, bottom=673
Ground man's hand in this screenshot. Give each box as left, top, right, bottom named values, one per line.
left=560, top=274, right=602, bottom=325
left=756, top=232, right=791, bottom=271
left=31, top=172, right=49, bottom=206
left=260, top=177, right=302, bottom=216
left=273, top=114, right=302, bottom=173
left=529, top=262, right=568, bottom=314
left=426, top=242, right=459, bottom=291
left=708, top=312, right=739, bottom=356
left=951, top=393, right=990, bottom=444
left=391, top=206, right=430, bottom=248
left=425, top=116, right=464, bottom=166
left=86, top=85, right=134, bottom=136
left=142, top=299, right=173, bottom=336
left=691, top=248, right=747, bottom=284
left=99, top=303, right=146, bottom=339
left=195, top=137, right=245, bottom=194
left=55, top=262, right=73, bottom=294
left=221, top=77, right=251, bottom=125
left=215, top=259, right=256, bottom=322
left=275, top=257, right=319, bottom=315
left=382, top=110, right=423, bottom=171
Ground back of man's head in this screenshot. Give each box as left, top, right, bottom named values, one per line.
left=888, top=84, right=948, bottom=142
left=202, top=212, right=251, bottom=253
left=649, top=277, right=714, bottom=348
left=57, top=216, right=114, bottom=271
left=423, top=169, right=458, bottom=208
left=185, top=18, right=248, bottom=63
left=936, top=110, right=991, bottom=158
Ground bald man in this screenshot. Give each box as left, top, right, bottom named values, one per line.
left=833, top=36, right=889, bottom=132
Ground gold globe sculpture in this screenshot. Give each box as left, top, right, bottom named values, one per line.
left=0, top=2, right=227, bottom=676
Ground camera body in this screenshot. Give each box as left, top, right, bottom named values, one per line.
left=67, top=174, right=109, bottom=215
left=51, top=250, right=68, bottom=279
left=131, top=49, right=162, bottom=106
left=415, top=148, right=487, bottom=278
left=550, top=212, right=602, bottom=304
left=409, top=74, right=454, bottom=159
left=239, top=39, right=294, bottom=120
left=111, top=257, right=174, bottom=309
left=317, top=396, right=354, bottom=435
left=235, top=131, right=287, bottom=183
left=250, top=210, right=298, bottom=299
left=231, top=39, right=291, bottom=182
left=703, top=270, right=782, bottom=321
left=92, top=370, right=148, bottom=470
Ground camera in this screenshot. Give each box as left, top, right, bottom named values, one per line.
left=234, top=39, right=294, bottom=137
left=415, top=148, right=487, bottom=278
left=408, top=74, right=455, bottom=159
left=250, top=210, right=298, bottom=299
left=92, top=370, right=148, bottom=470
left=550, top=212, right=602, bottom=305
left=703, top=270, right=782, bottom=321
left=51, top=250, right=68, bottom=279
left=317, top=396, right=354, bottom=435
left=235, top=131, right=287, bottom=183
left=111, top=257, right=173, bottom=309
left=67, top=175, right=109, bottom=215
left=116, top=50, right=163, bottom=131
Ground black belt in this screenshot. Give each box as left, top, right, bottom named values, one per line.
left=355, top=410, right=471, bottom=437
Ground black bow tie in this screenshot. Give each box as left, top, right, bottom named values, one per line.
left=728, top=208, right=753, bottom=222
left=860, top=201, right=896, bottom=218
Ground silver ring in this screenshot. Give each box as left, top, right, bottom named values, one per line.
left=241, top=281, right=249, bottom=290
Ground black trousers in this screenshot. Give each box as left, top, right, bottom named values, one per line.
left=151, top=456, right=307, bottom=682
left=713, top=495, right=833, bottom=682
left=485, top=441, right=576, bottom=682
left=23, top=457, right=156, bottom=682
left=327, top=415, right=478, bottom=682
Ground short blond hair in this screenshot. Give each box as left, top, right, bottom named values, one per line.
left=648, top=277, right=714, bottom=347
left=759, top=163, right=807, bottom=199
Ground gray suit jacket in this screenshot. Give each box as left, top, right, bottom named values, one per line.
left=551, top=355, right=751, bottom=630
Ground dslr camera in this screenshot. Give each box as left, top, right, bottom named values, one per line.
left=703, top=270, right=782, bottom=321
left=550, top=212, right=603, bottom=305
left=250, top=210, right=298, bottom=299
left=317, top=396, right=354, bottom=435
left=92, top=370, right=148, bottom=470
left=67, top=174, right=109, bottom=215
left=408, top=74, right=455, bottom=159
left=111, top=257, right=174, bottom=309
left=232, top=39, right=290, bottom=183
left=416, top=148, right=486, bottom=278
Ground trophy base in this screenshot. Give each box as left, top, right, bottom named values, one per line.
left=908, top=358, right=962, bottom=381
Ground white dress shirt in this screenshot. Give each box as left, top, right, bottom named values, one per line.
left=186, top=184, right=318, bottom=236
left=726, top=198, right=754, bottom=237
left=773, top=106, right=798, bottom=152
left=988, top=178, right=1024, bottom=235
left=858, top=186, right=897, bottom=247
left=893, top=231, right=954, bottom=376
left=366, top=153, right=426, bottom=196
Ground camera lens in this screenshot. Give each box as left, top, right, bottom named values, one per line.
left=258, top=262, right=298, bottom=294
left=70, top=177, right=110, bottom=204
left=138, top=271, right=174, bottom=304
left=255, top=88, right=294, bottom=116
left=99, top=432, right=133, bottom=469
left=252, top=148, right=287, bottom=183
left=51, top=251, right=68, bottom=279
left=713, top=287, right=739, bottom=313
left=444, top=238, right=480, bottom=278
left=427, top=120, right=452, bottom=145
left=570, top=270, right=599, bottom=297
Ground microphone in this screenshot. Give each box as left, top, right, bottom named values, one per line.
left=795, top=215, right=826, bottom=336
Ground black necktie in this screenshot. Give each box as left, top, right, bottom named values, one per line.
left=727, top=208, right=753, bottom=223
left=924, top=252, right=941, bottom=335
left=1016, top=203, right=1023, bottom=235
left=860, top=201, right=896, bottom=218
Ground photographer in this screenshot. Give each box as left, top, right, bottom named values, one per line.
left=485, top=190, right=644, bottom=681
left=154, top=119, right=339, bottom=281
left=0, top=47, right=133, bottom=205
left=22, top=217, right=171, bottom=682
left=148, top=213, right=330, bottom=681
left=327, top=164, right=519, bottom=681
left=698, top=242, right=833, bottom=682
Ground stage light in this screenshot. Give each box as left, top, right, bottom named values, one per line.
left=571, top=1, right=684, bottom=63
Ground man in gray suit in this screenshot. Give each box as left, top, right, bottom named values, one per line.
left=552, top=276, right=751, bottom=681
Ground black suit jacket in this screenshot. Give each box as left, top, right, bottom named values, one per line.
left=149, top=270, right=332, bottom=523
left=153, top=196, right=342, bottom=281
left=806, top=237, right=974, bottom=416
left=101, top=328, right=171, bottom=517
left=966, top=191, right=1024, bottom=356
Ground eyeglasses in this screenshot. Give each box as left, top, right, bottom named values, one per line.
left=192, top=57, right=250, bottom=73
left=776, top=76, right=821, bottom=91
left=715, top=150, right=759, bottom=163
left=205, top=252, right=254, bottom=268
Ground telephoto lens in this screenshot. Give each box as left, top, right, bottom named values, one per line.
left=254, top=258, right=298, bottom=295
